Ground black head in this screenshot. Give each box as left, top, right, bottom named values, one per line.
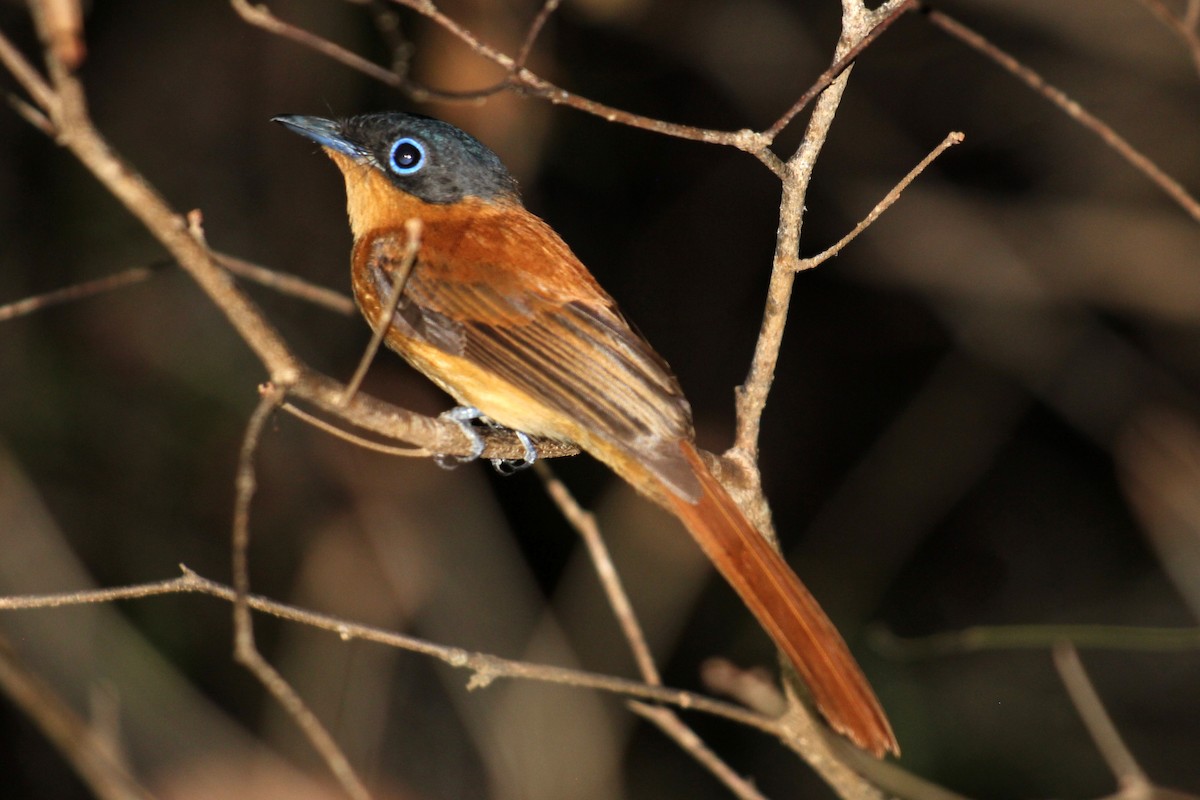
left=273, top=112, right=520, bottom=205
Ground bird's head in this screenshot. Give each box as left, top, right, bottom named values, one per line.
left=273, top=112, right=521, bottom=237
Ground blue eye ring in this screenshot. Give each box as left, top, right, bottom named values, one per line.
left=388, top=137, right=425, bottom=175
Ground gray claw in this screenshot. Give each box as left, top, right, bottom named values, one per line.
left=491, top=429, right=538, bottom=475
left=435, top=406, right=485, bottom=469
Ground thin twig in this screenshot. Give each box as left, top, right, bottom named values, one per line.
left=702, top=658, right=890, bottom=798
left=237, top=653, right=371, bottom=800
left=231, top=385, right=283, bottom=639
left=231, top=0, right=404, bottom=88
left=0, top=28, right=58, bottom=113
left=230, top=384, right=372, bottom=800
left=630, top=701, right=770, bottom=800
left=797, top=131, right=964, bottom=271
left=8, top=92, right=56, bottom=134
left=0, top=265, right=161, bottom=322
left=1135, top=0, right=1196, bottom=40
left=514, top=0, right=561, bottom=71
left=1132, top=0, right=1200, bottom=75
left=233, top=0, right=786, bottom=171
left=214, top=252, right=357, bottom=315
left=531, top=465, right=769, bottom=797
left=870, top=622, right=1200, bottom=658
left=280, top=401, right=429, bottom=457
left=764, top=0, right=917, bottom=142
left=0, top=575, right=202, bottom=610
left=1053, top=643, right=1150, bottom=791
left=0, top=253, right=353, bottom=324
left=825, top=731, right=971, bottom=800
left=701, top=658, right=788, bottom=717
left=775, top=681, right=886, bottom=800
left=533, top=462, right=661, bottom=685
left=0, top=633, right=157, bottom=800
left=3, top=47, right=495, bottom=794
left=924, top=5, right=1200, bottom=223
left=0, top=568, right=783, bottom=737
left=235, top=0, right=502, bottom=104
left=342, top=218, right=422, bottom=404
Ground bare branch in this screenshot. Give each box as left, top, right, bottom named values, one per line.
left=282, top=369, right=579, bottom=462
left=229, top=384, right=372, bottom=800
left=924, top=5, right=1200, bottom=224
left=1132, top=0, right=1200, bottom=75
left=732, top=63, right=857, bottom=465
left=764, top=0, right=917, bottom=142
left=0, top=633, right=157, bottom=800
left=798, top=131, right=964, bottom=271
left=0, top=252, right=354, bottom=323
left=630, top=701, right=770, bottom=800
left=280, top=402, right=430, bottom=457
left=1054, top=643, right=1150, bottom=791
left=214, top=252, right=357, bottom=316
left=343, top=218, right=422, bottom=404
left=0, top=568, right=784, bottom=738
left=234, top=0, right=787, bottom=170
left=701, top=658, right=787, bottom=717
left=870, top=623, right=1200, bottom=658
left=513, top=0, right=561, bottom=71
left=0, top=576, right=194, bottom=610
left=0, top=265, right=160, bottom=321
left=0, top=28, right=58, bottom=115
left=534, top=462, right=661, bottom=685
left=231, top=0, right=405, bottom=89
left=532, top=465, right=773, bottom=798
left=231, top=385, right=284, bottom=625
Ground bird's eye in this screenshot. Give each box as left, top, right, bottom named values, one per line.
left=388, top=137, right=425, bottom=175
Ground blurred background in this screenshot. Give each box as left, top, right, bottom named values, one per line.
left=1, top=0, right=1198, bottom=798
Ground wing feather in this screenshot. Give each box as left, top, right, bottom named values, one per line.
left=359, top=225, right=701, bottom=499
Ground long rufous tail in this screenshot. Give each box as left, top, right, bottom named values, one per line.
left=663, top=442, right=898, bottom=757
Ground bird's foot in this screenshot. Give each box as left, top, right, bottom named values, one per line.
left=434, top=406, right=486, bottom=469
left=491, top=429, right=537, bottom=475
left=434, top=406, right=537, bottom=474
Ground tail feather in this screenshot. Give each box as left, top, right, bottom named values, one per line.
left=664, top=443, right=898, bottom=757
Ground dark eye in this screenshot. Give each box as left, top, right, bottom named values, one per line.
left=388, top=137, right=425, bottom=175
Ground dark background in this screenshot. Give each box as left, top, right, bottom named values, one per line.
left=1, top=1, right=1198, bottom=798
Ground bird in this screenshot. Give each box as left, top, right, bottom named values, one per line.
left=274, top=111, right=897, bottom=757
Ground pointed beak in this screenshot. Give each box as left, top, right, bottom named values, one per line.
left=272, top=115, right=366, bottom=160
